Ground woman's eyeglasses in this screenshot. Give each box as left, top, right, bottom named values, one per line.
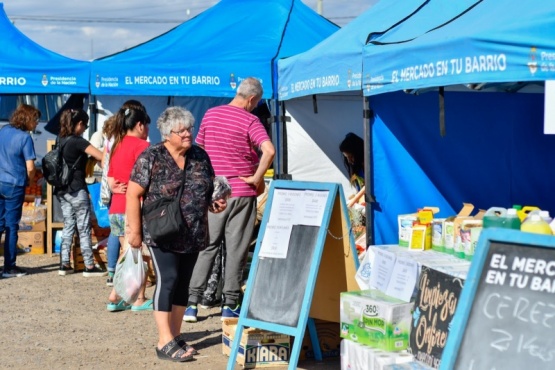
left=171, top=127, right=193, bottom=136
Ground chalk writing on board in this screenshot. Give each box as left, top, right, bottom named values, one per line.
left=455, top=242, right=555, bottom=369
left=410, top=267, right=462, bottom=369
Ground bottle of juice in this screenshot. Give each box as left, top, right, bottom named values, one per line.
left=521, top=214, right=553, bottom=235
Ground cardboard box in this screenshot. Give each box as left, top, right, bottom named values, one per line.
left=340, top=290, right=413, bottom=352
left=222, top=319, right=290, bottom=368
left=398, top=214, right=418, bottom=247
left=299, top=319, right=341, bottom=360
left=408, top=208, right=439, bottom=251
left=443, top=204, right=474, bottom=255
left=14, top=220, right=46, bottom=254
left=431, top=218, right=446, bottom=252
left=398, top=207, right=439, bottom=248
left=460, top=219, right=483, bottom=261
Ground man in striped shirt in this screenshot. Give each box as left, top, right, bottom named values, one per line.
left=185, top=77, right=275, bottom=322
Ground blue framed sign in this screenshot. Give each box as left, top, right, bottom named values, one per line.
left=441, top=228, right=555, bottom=370
left=226, top=180, right=359, bottom=370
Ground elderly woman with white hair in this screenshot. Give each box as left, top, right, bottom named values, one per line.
left=125, top=106, right=227, bottom=362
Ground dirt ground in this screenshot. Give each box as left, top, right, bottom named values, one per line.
left=0, top=253, right=340, bottom=370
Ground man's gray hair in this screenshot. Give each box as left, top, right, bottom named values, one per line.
left=237, top=77, right=263, bottom=99
left=157, top=106, right=195, bottom=139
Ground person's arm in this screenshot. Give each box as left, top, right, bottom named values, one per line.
left=85, top=144, right=104, bottom=162
left=239, top=140, right=275, bottom=188
left=26, top=159, right=36, bottom=186
left=108, top=177, right=127, bottom=194
left=126, top=180, right=145, bottom=248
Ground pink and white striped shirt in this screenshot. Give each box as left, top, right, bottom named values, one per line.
left=196, top=105, right=270, bottom=198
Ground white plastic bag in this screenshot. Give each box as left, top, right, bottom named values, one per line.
left=114, top=245, right=146, bottom=304
left=100, top=146, right=112, bottom=205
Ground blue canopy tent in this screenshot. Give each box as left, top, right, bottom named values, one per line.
left=363, top=0, right=555, bottom=94
left=90, top=0, right=337, bottom=98
left=277, top=0, right=483, bottom=245
left=359, top=0, right=555, bottom=243
left=277, top=0, right=425, bottom=100
left=0, top=3, right=90, bottom=94
left=89, top=0, right=338, bottom=159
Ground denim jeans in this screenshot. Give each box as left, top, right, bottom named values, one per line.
left=0, top=181, right=26, bottom=269
left=57, top=189, right=95, bottom=267
left=106, top=233, right=120, bottom=273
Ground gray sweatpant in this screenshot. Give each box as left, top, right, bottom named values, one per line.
left=57, top=189, right=95, bottom=267
left=188, top=196, right=256, bottom=306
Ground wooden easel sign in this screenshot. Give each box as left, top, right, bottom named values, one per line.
left=226, top=180, right=359, bottom=370
left=441, top=228, right=555, bottom=370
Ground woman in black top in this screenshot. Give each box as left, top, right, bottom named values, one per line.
left=55, top=109, right=104, bottom=276
left=126, top=106, right=227, bottom=362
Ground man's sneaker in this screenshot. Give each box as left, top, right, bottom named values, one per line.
left=221, top=305, right=241, bottom=321
left=2, top=266, right=28, bottom=278
left=199, top=297, right=221, bottom=309
left=183, top=305, right=198, bottom=322
left=83, top=265, right=107, bottom=277
left=106, top=273, right=114, bottom=286
left=58, top=264, right=74, bottom=276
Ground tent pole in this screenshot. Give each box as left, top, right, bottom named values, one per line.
left=88, top=95, right=97, bottom=136
left=273, top=100, right=292, bottom=180
left=271, top=98, right=281, bottom=176
left=363, top=97, right=374, bottom=248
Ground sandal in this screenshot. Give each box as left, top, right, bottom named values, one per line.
left=131, top=298, right=153, bottom=312
left=175, top=333, right=199, bottom=355
left=156, top=339, right=194, bottom=362
left=107, top=300, right=131, bottom=312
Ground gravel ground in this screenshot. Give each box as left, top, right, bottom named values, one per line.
left=0, top=253, right=340, bottom=370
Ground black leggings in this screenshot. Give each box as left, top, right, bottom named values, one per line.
left=149, top=246, right=198, bottom=312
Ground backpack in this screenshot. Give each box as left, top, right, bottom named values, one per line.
left=42, top=137, right=82, bottom=188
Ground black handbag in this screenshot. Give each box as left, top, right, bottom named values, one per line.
left=142, top=165, right=186, bottom=245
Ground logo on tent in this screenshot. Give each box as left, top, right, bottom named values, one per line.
left=230, top=73, right=236, bottom=89
left=528, top=47, right=537, bottom=74
left=41, top=74, right=48, bottom=87
left=95, top=75, right=100, bottom=88
left=347, top=69, right=352, bottom=88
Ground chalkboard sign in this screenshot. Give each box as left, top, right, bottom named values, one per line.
left=410, top=267, right=464, bottom=369
left=441, top=228, right=555, bottom=370
left=247, top=224, right=319, bottom=327
left=227, top=180, right=359, bottom=370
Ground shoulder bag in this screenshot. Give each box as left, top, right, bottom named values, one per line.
left=142, top=160, right=187, bottom=245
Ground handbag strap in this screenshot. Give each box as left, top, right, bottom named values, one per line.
left=175, top=156, right=187, bottom=200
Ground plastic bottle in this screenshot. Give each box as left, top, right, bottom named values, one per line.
left=521, top=214, right=553, bottom=235
left=539, top=210, right=552, bottom=224
left=482, top=207, right=507, bottom=229
left=504, top=208, right=522, bottom=230
left=517, top=206, right=541, bottom=222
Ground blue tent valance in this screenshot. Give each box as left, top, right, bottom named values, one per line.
left=90, top=0, right=338, bottom=99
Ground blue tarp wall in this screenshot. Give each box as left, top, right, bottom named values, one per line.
left=369, top=90, right=555, bottom=244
